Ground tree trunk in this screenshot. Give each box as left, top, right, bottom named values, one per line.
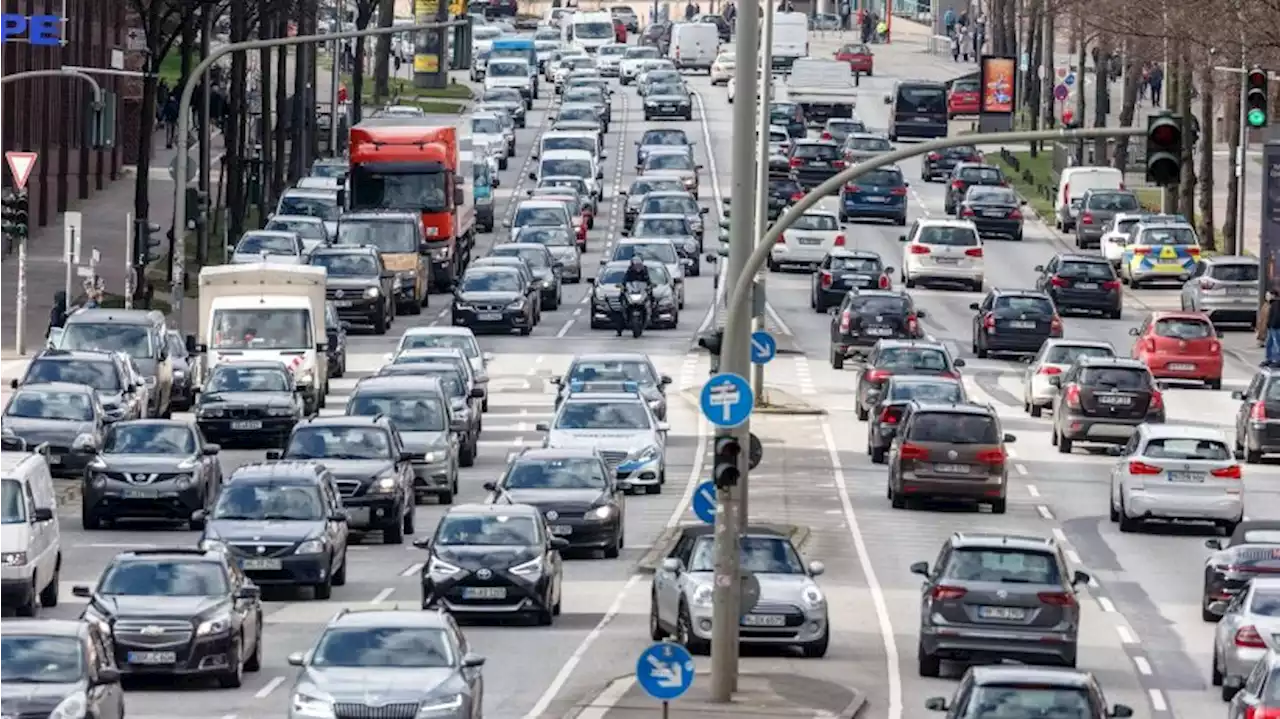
left=374, top=0, right=395, bottom=102
left=272, top=15, right=288, bottom=198
left=352, top=4, right=376, bottom=124
left=1111, top=39, right=1141, bottom=170
left=1041, top=10, right=1056, bottom=133
left=1027, top=0, right=1043, bottom=155
left=1002, top=0, right=1016, bottom=58
left=1197, top=62, right=1216, bottom=250
left=179, top=20, right=196, bottom=85
left=290, top=8, right=308, bottom=183
left=1223, top=69, right=1240, bottom=254
left=1177, top=55, right=1196, bottom=220
left=227, top=0, right=248, bottom=245
left=258, top=0, right=274, bottom=217
left=1092, top=38, right=1109, bottom=162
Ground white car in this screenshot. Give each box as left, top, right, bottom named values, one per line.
left=554, top=55, right=596, bottom=89
left=619, top=46, right=661, bottom=84
left=394, top=326, right=491, bottom=403
left=1101, top=212, right=1149, bottom=267
left=537, top=388, right=669, bottom=492
left=1021, top=339, right=1117, bottom=417
left=710, top=52, right=736, bottom=85
left=900, top=218, right=985, bottom=291
left=545, top=47, right=584, bottom=81
left=230, top=230, right=306, bottom=265
left=1211, top=576, right=1280, bottom=701
left=767, top=124, right=791, bottom=156
left=484, top=58, right=534, bottom=106
left=635, top=59, right=676, bottom=87
left=769, top=207, right=844, bottom=271
left=596, top=43, right=629, bottom=76
left=471, top=112, right=509, bottom=168
left=1108, top=424, right=1245, bottom=534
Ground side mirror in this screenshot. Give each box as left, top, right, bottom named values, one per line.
left=265, top=449, right=283, bottom=460
left=399, top=450, right=414, bottom=462
left=235, top=585, right=261, bottom=600
left=1207, top=600, right=1230, bottom=615
left=1232, top=391, right=1245, bottom=400
left=1002, top=433, right=1016, bottom=443
left=1109, top=705, right=1134, bottom=718
left=1048, top=376, right=1062, bottom=387
left=8, top=378, right=17, bottom=389
left=807, top=560, right=825, bottom=576
left=71, top=435, right=98, bottom=454
left=413, top=537, right=432, bottom=549
left=450, top=419, right=468, bottom=433
left=1205, top=538, right=1224, bottom=550
left=462, top=653, right=487, bottom=668
left=551, top=537, right=570, bottom=550
left=656, top=421, right=670, bottom=432
left=32, top=507, right=54, bottom=522
left=968, top=302, right=981, bottom=311
left=535, top=422, right=550, bottom=432
left=340, top=321, right=351, bottom=331
left=1034, top=265, right=1044, bottom=272
left=185, top=334, right=200, bottom=354
left=1128, top=327, right=1141, bottom=336
left=827, top=306, right=838, bottom=315
left=1072, top=570, right=1091, bottom=586
left=700, top=207, right=709, bottom=214
left=898, top=234, right=907, bottom=242
left=914, top=307, right=924, bottom=317
left=883, top=95, right=892, bottom=104
left=661, top=557, right=682, bottom=573
left=526, top=189, right=535, bottom=196
left=482, top=481, right=497, bottom=493
left=660, top=374, right=672, bottom=385
left=502, top=219, right=512, bottom=228
left=72, top=585, right=92, bottom=598
left=909, top=561, right=929, bottom=577
left=953, top=359, right=966, bottom=367
left=202, top=444, right=221, bottom=455
left=330, top=511, right=347, bottom=522
left=597, top=169, right=605, bottom=179
left=191, top=509, right=207, bottom=523
left=696, top=164, right=704, bottom=170
left=95, top=667, right=121, bottom=685
left=470, top=388, right=485, bottom=398
left=287, top=652, right=306, bottom=667
left=924, top=698, right=948, bottom=711
left=1106, top=445, right=1124, bottom=456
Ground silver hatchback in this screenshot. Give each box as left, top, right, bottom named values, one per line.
left=1182, top=255, right=1260, bottom=327
left=1215, top=577, right=1280, bottom=702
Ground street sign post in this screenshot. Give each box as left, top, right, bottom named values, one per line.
left=1064, top=72, right=1076, bottom=87
left=5, top=151, right=37, bottom=190
left=1053, top=84, right=1069, bottom=102
left=63, top=211, right=82, bottom=302
left=692, top=481, right=717, bottom=523
left=749, top=330, right=776, bottom=365
left=636, top=642, right=695, bottom=703
left=699, top=373, right=754, bottom=428
left=739, top=572, right=760, bottom=616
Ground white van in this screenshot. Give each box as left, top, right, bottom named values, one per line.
left=0, top=446, right=62, bottom=616
left=566, top=11, right=615, bottom=53
left=1055, top=166, right=1124, bottom=232
left=669, top=22, right=719, bottom=72
left=537, top=130, right=604, bottom=161
left=772, top=12, right=809, bottom=69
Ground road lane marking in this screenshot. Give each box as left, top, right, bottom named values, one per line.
left=371, top=587, right=394, bottom=603
left=1134, top=656, right=1153, bottom=675
left=1098, top=596, right=1117, bottom=613
left=556, top=319, right=574, bottom=337
left=1036, top=505, right=1053, bottom=519
left=1005, top=446, right=1019, bottom=459
left=401, top=563, right=423, bottom=577
left=1015, top=463, right=1028, bottom=475
left=1064, top=549, right=1080, bottom=564
left=1148, top=689, right=1167, bottom=712
left=1051, top=528, right=1067, bottom=543
left=821, top=420, right=902, bottom=719
left=254, top=676, right=285, bottom=699
left=1116, top=624, right=1137, bottom=644
left=690, top=87, right=728, bottom=335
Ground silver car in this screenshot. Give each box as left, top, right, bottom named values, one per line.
left=513, top=226, right=581, bottom=283
left=1182, top=255, right=1259, bottom=326
left=395, top=326, right=492, bottom=396
left=1214, top=577, right=1280, bottom=702
left=640, top=148, right=702, bottom=198
left=230, top=230, right=305, bottom=265
left=608, top=238, right=686, bottom=308
left=536, top=388, right=668, bottom=492
left=1021, top=339, right=1116, bottom=417
left=842, top=132, right=894, bottom=164
left=264, top=215, right=330, bottom=254
left=650, top=526, right=830, bottom=657
left=345, top=376, right=462, bottom=504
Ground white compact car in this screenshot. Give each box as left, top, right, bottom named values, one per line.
left=900, top=218, right=985, bottom=291
left=769, top=207, right=844, bottom=271
left=1021, top=339, right=1117, bottom=417
left=619, top=46, right=661, bottom=84
left=1101, top=212, right=1149, bottom=267
left=1108, top=424, right=1245, bottom=534
left=710, top=51, right=735, bottom=85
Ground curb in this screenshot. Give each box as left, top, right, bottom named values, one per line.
left=562, top=670, right=863, bottom=719
left=636, top=523, right=810, bottom=574
left=677, top=388, right=826, bottom=416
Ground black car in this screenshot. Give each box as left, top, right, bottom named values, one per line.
left=1233, top=367, right=1280, bottom=463
left=866, top=376, right=966, bottom=463
left=829, top=290, right=927, bottom=369
left=452, top=265, right=537, bottom=335
left=194, top=360, right=304, bottom=448
left=324, top=300, right=349, bottom=378
left=850, top=340, right=965, bottom=420
left=811, top=249, right=894, bottom=311
left=373, top=362, right=483, bottom=467
left=638, top=190, right=706, bottom=243
left=1035, top=254, right=1123, bottom=318
left=765, top=175, right=806, bottom=221
left=925, top=666, right=1133, bottom=719
left=347, top=374, right=464, bottom=501
left=769, top=102, right=807, bottom=138
left=820, top=117, right=867, bottom=145
left=480, top=87, right=527, bottom=127
left=197, top=461, right=349, bottom=599
left=165, top=330, right=195, bottom=412
left=622, top=176, right=687, bottom=230
left=0, top=619, right=126, bottom=719
left=641, top=21, right=670, bottom=51
left=1048, top=356, right=1165, bottom=453
left=485, top=448, right=626, bottom=556
left=16, top=349, right=144, bottom=423
left=73, top=548, right=263, bottom=687
left=81, top=420, right=222, bottom=531
left=1201, top=521, right=1280, bottom=620
left=471, top=256, right=543, bottom=321
left=590, top=260, right=681, bottom=329
left=788, top=140, right=845, bottom=191
left=269, top=415, right=416, bottom=544
left=958, top=185, right=1025, bottom=241
left=311, top=245, right=397, bottom=334
left=944, top=163, right=1008, bottom=214
left=971, top=289, right=1062, bottom=358
left=2, top=382, right=105, bottom=478
left=643, top=84, right=693, bottom=120
left=490, top=242, right=562, bottom=310
left=921, top=144, right=982, bottom=182
left=414, top=503, right=567, bottom=624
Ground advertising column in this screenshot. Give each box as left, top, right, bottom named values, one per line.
left=1259, top=142, right=1280, bottom=296
left=413, top=0, right=449, bottom=89
left=978, top=55, right=1016, bottom=133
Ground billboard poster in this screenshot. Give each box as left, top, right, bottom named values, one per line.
left=413, top=0, right=445, bottom=87
left=980, top=56, right=1016, bottom=114
left=1261, top=142, right=1280, bottom=292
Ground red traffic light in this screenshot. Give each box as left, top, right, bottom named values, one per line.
left=1151, top=123, right=1179, bottom=145
left=1248, top=69, right=1267, bottom=90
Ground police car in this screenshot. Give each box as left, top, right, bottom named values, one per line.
left=1119, top=219, right=1202, bottom=289
left=535, top=381, right=668, bottom=494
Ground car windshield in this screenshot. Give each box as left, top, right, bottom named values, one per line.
left=25, top=359, right=119, bottom=390
left=489, top=61, right=527, bottom=76
left=312, top=252, right=379, bottom=276
left=519, top=227, right=574, bottom=247
left=877, top=347, right=949, bottom=371
left=312, top=627, right=453, bottom=668
left=1209, top=263, right=1259, bottom=282
left=599, top=45, right=627, bottom=56
left=475, top=26, right=502, bottom=39
left=857, top=169, right=903, bottom=186
left=944, top=548, right=1061, bottom=584
left=888, top=380, right=963, bottom=403
left=213, top=483, right=324, bottom=520
left=515, top=205, right=568, bottom=227
left=60, top=323, right=153, bottom=358
left=838, top=44, right=869, bottom=55
left=494, top=246, right=550, bottom=268
left=851, top=296, right=909, bottom=314
left=472, top=116, right=503, bottom=135
left=5, top=389, right=93, bottom=421
left=967, top=188, right=1017, bottom=204
left=207, top=366, right=291, bottom=392
left=542, top=158, right=592, bottom=177
left=566, top=57, right=595, bottom=69
left=0, top=636, right=83, bottom=683
left=543, top=137, right=595, bottom=154
left=103, top=423, right=195, bottom=454
left=689, top=536, right=806, bottom=573
left=211, top=308, right=312, bottom=350
left=236, top=233, right=296, bottom=255
left=505, top=457, right=607, bottom=489
left=1058, top=261, right=1115, bottom=280
left=634, top=217, right=689, bottom=236
left=993, top=295, right=1054, bottom=317
left=908, top=412, right=999, bottom=443
left=436, top=513, right=539, bottom=545
left=555, top=400, right=650, bottom=429
left=614, top=243, right=678, bottom=264
left=769, top=130, right=788, bottom=143
left=278, top=195, right=339, bottom=221
left=769, top=105, right=796, bottom=122
left=483, top=89, right=521, bottom=103
left=958, top=167, right=1004, bottom=183
left=966, top=686, right=1093, bottom=716
left=542, top=178, right=588, bottom=194
left=794, top=214, right=839, bottom=231
left=629, top=180, right=683, bottom=199
left=575, top=20, right=614, bottom=38
left=599, top=264, right=665, bottom=284
left=349, top=394, right=447, bottom=432
left=642, top=196, right=698, bottom=214
left=642, top=130, right=689, bottom=146
left=847, top=136, right=892, bottom=152
left=1155, top=318, right=1212, bottom=339
left=377, top=367, right=464, bottom=397
left=917, top=226, right=979, bottom=246
left=461, top=269, right=523, bottom=294
left=99, top=560, right=228, bottom=596
left=794, top=144, right=840, bottom=160
left=1086, top=192, right=1139, bottom=210
left=0, top=479, right=25, bottom=524
left=310, top=162, right=346, bottom=178
left=285, top=427, right=392, bottom=460
left=266, top=218, right=326, bottom=241
left=569, top=360, right=655, bottom=384
left=645, top=154, right=693, bottom=171
left=557, top=107, right=597, bottom=122
left=336, top=219, right=420, bottom=253
left=1045, top=344, right=1115, bottom=365
left=1138, top=226, right=1198, bottom=246
left=649, top=83, right=684, bottom=96
left=897, top=86, right=945, bottom=113
left=400, top=333, right=477, bottom=357
left=1080, top=367, right=1150, bottom=390
left=625, top=47, right=658, bottom=59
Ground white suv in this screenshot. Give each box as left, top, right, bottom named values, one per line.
left=900, top=218, right=985, bottom=291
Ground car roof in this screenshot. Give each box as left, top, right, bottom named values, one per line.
left=403, top=326, right=474, bottom=338
left=949, top=532, right=1058, bottom=551
left=352, top=375, right=446, bottom=393
left=1042, top=338, right=1114, bottom=350
left=876, top=339, right=947, bottom=350
left=1137, top=423, right=1228, bottom=442
left=634, top=213, right=687, bottom=220
left=281, top=188, right=336, bottom=199
left=563, top=390, right=645, bottom=402
left=1203, top=254, right=1258, bottom=265
left=32, top=349, right=119, bottom=364
left=794, top=139, right=839, bottom=147
left=210, top=359, right=291, bottom=371
left=617, top=237, right=677, bottom=245
left=679, top=524, right=785, bottom=540
left=569, top=352, right=650, bottom=364
left=643, top=191, right=696, bottom=199
left=329, top=607, right=452, bottom=629
left=311, top=245, right=378, bottom=256
left=0, top=618, right=88, bottom=638
left=1075, top=356, right=1148, bottom=369
left=496, top=242, right=553, bottom=252
left=12, top=381, right=96, bottom=394
left=515, top=447, right=602, bottom=461
left=829, top=248, right=882, bottom=259
left=63, top=309, right=160, bottom=325
left=241, top=230, right=299, bottom=240
left=447, top=502, right=541, bottom=516
left=294, top=414, right=393, bottom=428
left=909, top=401, right=996, bottom=417
left=968, top=665, right=1094, bottom=688
left=889, top=374, right=960, bottom=384
left=228, top=461, right=329, bottom=482
left=269, top=214, right=325, bottom=224
left=916, top=218, right=976, bottom=229
left=1248, top=577, right=1280, bottom=591
left=340, top=210, right=419, bottom=222
left=1149, top=310, right=1214, bottom=321
left=517, top=199, right=571, bottom=210
left=1056, top=253, right=1110, bottom=263
left=991, top=288, right=1051, bottom=299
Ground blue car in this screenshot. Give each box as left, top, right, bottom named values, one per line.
left=840, top=166, right=909, bottom=225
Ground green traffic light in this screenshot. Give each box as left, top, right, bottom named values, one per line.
left=1248, top=108, right=1267, bottom=127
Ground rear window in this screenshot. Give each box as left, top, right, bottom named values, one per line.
left=1115, top=218, right=1142, bottom=234
left=1086, top=192, right=1140, bottom=211
left=1209, top=263, right=1259, bottom=282
left=793, top=214, right=839, bottom=231
left=1045, top=344, right=1115, bottom=365
left=794, top=144, right=840, bottom=160
left=851, top=296, right=908, bottom=314
left=908, top=412, right=998, bottom=444
left=1250, top=589, right=1280, bottom=616
left=1234, top=546, right=1280, bottom=571
left=945, top=146, right=979, bottom=159
left=958, top=166, right=1004, bottom=183
left=993, top=296, right=1054, bottom=316
left=1267, top=668, right=1280, bottom=703
left=1142, top=437, right=1232, bottom=461
left=1155, top=318, right=1212, bottom=339
left=916, top=226, right=978, bottom=246
left=831, top=256, right=882, bottom=273
left=966, top=187, right=1016, bottom=204
left=889, top=381, right=963, bottom=403
left=1058, top=261, right=1116, bottom=280
left=1138, top=226, right=1198, bottom=246
left=768, top=179, right=803, bottom=196
left=943, top=548, right=1062, bottom=584
left=1079, top=367, right=1150, bottom=390
left=877, top=347, right=949, bottom=371
left=846, top=136, right=892, bottom=152
left=1266, top=380, right=1280, bottom=401
left=966, top=686, right=1094, bottom=715
left=859, top=169, right=904, bottom=186
left=896, top=85, right=945, bottom=113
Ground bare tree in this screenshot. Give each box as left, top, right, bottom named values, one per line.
left=350, top=0, right=380, bottom=124
left=373, top=0, right=396, bottom=102
left=1196, top=61, right=1216, bottom=250
left=1223, top=68, right=1241, bottom=252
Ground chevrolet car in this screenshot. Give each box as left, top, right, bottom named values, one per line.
left=347, top=374, right=461, bottom=503
left=552, top=352, right=672, bottom=421
left=309, top=245, right=397, bottom=334
left=2, top=382, right=104, bottom=478
left=489, top=242, right=563, bottom=310
left=194, top=360, right=304, bottom=448
left=537, top=385, right=668, bottom=493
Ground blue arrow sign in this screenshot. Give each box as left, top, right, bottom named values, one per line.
left=699, top=373, right=753, bottom=428
left=635, top=642, right=695, bottom=701
left=1063, top=72, right=1076, bottom=87
left=691, top=481, right=717, bottom=523
left=749, top=330, right=776, bottom=365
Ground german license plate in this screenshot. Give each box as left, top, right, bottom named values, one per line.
left=1167, top=471, right=1205, bottom=482
left=1168, top=363, right=1196, bottom=371
left=477, top=312, right=503, bottom=321
left=1097, top=394, right=1132, bottom=405
left=231, top=420, right=262, bottom=430
left=1228, top=286, right=1253, bottom=296
left=1008, top=320, right=1036, bottom=329
left=934, top=257, right=959, bottom=265
left=811, top=161, right=828, bottom=166
left=934, top=463, right=970, bottom=474
left=462, top=586, right=507, bottom=599
left=915, top=117, right=930, bottom=122
left=123, top=489, right=156, bottom=499
left=866, top=326, right=892, bottom=336
left=741, top=614, right=787, bottom=627
left=982, top=210, right=1004, bottom=217
left=128, top=651, right=176, bottom=665
left=978, top=606, right=1026, bottom=620
left=864, top=196, right=887, bottom=203
left=550, top=525, right=573, bottom=536
left=661, top=105, right=675, bottom=111
left=797, top=237, right=822, bottom=245
left=1076, top=282, right=1098, bottom=289
left=335, top=300, right=354, bottom=307
left=242, top=558, right=282, bottom=570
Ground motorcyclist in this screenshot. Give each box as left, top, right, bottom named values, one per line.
left=618, top=256, right=653, bottom=336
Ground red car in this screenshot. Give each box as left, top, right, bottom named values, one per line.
left=947, top=77, right=981, bottom=118
left=613, top=18, right=627, bottom=43
left=833, top=43, right=873, bottom=75
left=1130, top=311, right=1224, bottom=389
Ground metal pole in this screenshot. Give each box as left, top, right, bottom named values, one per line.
left=0, top=68, right=103, bottom=105
left=15, top=237, right=26, bottom=355
left=171, top=19, right=469, bottom=323
left=198, top=7, right=214, bottom=269
left=63, top=227, right=75, bottom=305
left=329, top=1, right=342, bottom=156
left=124, top=213, right=135, bottom=310
left=710, top=0, right=758, bottom=700
left=1236, top=55, right=1248, bottom=254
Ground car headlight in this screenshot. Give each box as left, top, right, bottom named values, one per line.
left=372, top=475, right=399, bottom=493
left=268, top=406, right=296, bottom=417
left=296, top=539, right=326, bottom=555
left=587, top=505, right=614, bottom=520
left=628, top=445, right=660, bottom=463
left=417, top=694, right=464, bottom=717
left=511, top=557, right=543, bottom=576
left=454, top=301, right=473, bottom=311
left=691, top=584, right=713, bottom=607
left=199, top=405, right=224, bottom=418
left=364, top=286, right=381, bottom=298
left=801, top=585, right=826, bottom=608
left=196, top=611, right=232, bottom=636
left=295, top=368, right=314, bottom=385
left=507, top=300, right=525, bottom=310
left=173, top=474, right=192, bottom=490
left=49, top=692, right=88, bottom=719
left=173, top=369, right=187, bottom=379
left=199, top=538, right=227, bottom=552
left=1, top=551, right=27, bottom=566
left=82, top=609, right=111, bottom=636
left=292, top=692, right=336, bottom=719
left=88, top=457, right=107, bottom=470
left=428, top=556, right=462, bottom=578
left=421, top=451, right=441, bottom=463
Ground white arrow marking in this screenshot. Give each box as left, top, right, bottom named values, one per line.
left=697, top=486, right=716, bottom=513
left=646, top=655, right=684, bottom=688
left=751, top=338, right=767, bottom=358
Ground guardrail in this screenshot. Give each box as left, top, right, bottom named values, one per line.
left=926, top=34, right=951, bottom=55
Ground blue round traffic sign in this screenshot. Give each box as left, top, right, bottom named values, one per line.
left=635, top=642, right=695, bottom=701
left=749, top=330, right=777, bottom=365
left=1053, top=83, right=1069, bottom=101
left=691, top=481, right=717, bottom=524
left=699, top=373, right=754, bottom=428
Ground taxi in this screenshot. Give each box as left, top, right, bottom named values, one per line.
left=536, top=381, right=669, bottom=494
left=1119, top=220, right=1201, bottom=289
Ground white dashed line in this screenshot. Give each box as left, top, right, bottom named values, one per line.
left=1098, top=596, right=1117, bottom=613
left=1116, top=624, right=1137, bottom=644
left=371, top=587, right=395, bottom=604
left=1148, top=689, right=1167, bottom=712
left=1015, top=463, right=1028, bottom=476
left=254, top=676, right=286, bottom=699
left=1036, top=505, right=1053, bottom=520
left=1133, top=656, right=1153, bottom=675
left=400, top=562, right=423, bottom=577
left=1025, top=484, right=1040, bottom=497
left=556, top=319, right=574, bottom=337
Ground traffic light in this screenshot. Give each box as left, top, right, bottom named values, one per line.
left=134, top=218, right=162, bottom=266
left=1145, top=113, right=1183, bottom=187
left=2, top=188, right=29, bottom=242
left=712, top=435, right=741, bottom=489
left=1246, top=68, right=1269, bottom=129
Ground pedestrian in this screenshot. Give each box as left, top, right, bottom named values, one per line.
left=1257, top=296, right=1269, bottom=348
left=394, top=53, right=403, bottom=76
left=876, top=16, right=888, bottom=43
left=685, top=1, right=696, bottom=20
left=943, top=7, right=955, bottom=37
left=161, top=91, right=180, bottom=148
left=860, top=9, right=873, bottom=42
left=838, top=0, right=850, bottom=31
left=1266, top=284, right=1280, bottom=365
left=47, top=291, right=67, bottom=338
left=1149, top=63, right=1164, bottom=106
left=950, top=31, right=961, bottom=61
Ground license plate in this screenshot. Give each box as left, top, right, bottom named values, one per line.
left=934, top=257, right=959, bottom=265
left=123, top=489, right=156, bottom=499
left=1168, top=362, right=1196, bottom=371
left=797, top=237, right=822, bottom=245
left=741, top=614, right=787, bottom=627
left=231, top=420, right=262, bottom=430
left=46, top=455, right=62, bottom=465
left=866, top=326, right=892, bottom=336
left=864, top=196, right=887, bottom=203
left=811, top=161, right=828, bottom=166
left=978, top=606, right=1026, bottom=620
left=982, top=210, right=1005, bottom=217
left=1097, top=394, right=1132, bottom=405
left=477, top=312, right=503, bottom=321
left=462, top=586, right=507, bottom=599
left=242, top=558, right=283, bottom=570
left=916, top=117, right=930, bottom=122
left=1008, top=320, right=1036, bottom=329
left=1228, top=286, right=1253, bottom=296
left=1167, top=471, right=1206, bottom=483
left=128, top=651, right=176, bottom=665
left=550, top=525, right=573, bottom=536
left=934, top=463, right=970, bottom=474
left=335, top=300, right=354, bottom=307
left=661, top=105, right=675, bottom=111
left=1076, top=282, right=1098, bottom=289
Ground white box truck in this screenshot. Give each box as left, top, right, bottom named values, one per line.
left=785, top=58, right=858, bottom=125
left=771, top=12, right=809, bottom=71
left=191, top=264, right=329, bottom=414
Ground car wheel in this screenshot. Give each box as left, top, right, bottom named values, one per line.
left=374, top=311, right=389, bottom=335
left=870, top=445, right=886, bottom=464
left=830, top=347, right=844, bottom=370
left=677, top=604, right=710, bottom=655
left=403, top=506, right=416, bottom=535
left=1109, top=492, right=1120, bottom=522
left=990, top=498, right=1007, bottom=514
left=605, top=531, right=621, bottom=559
left=1057, top=433, right=1073, bottom=454
left=1029, top=402, right=1043, bottom=418
left=383, top=514, right=404, bottom=545
left=332, top=551, right=347, bottom=586
left=245, top=627, right=263, bottom=672
left=1203, top=590, right=1222, bottom=622
left=38, top=565, right=59, bottom=608
left=917, top=640, right=941, bottom=677
left=1212, top=648, right=1224, bottom=686
left=460, top=438, right=476, bottom=467
left=217, top=636, right=244, bottom=688
left=1117, top=497, right=1140, bottom=533
left=801, top=626, right=830, bottom=658
left=82, top=507, right=102, bottom=531
left=649, top=595, right=667, bottom=640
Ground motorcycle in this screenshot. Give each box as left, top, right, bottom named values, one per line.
left=620, top=281, right=651, bottom=338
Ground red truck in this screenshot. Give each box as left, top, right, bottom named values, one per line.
left=349, top=121, right=475, bottom=291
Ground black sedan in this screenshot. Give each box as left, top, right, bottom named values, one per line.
left=866, top=376, right=967, bottom=463
left=1034, top=254, right=1123, bottom=318
left=828, top=290, right=928, bottom=369
left=811, top=249, right=893, bottom=312
left=452, top=266, right=536, bottom=335
left=957, top=185, right=1025, bottom=241
left=644, top=84, right=693, bottom=120
left=0, top=619, right=126, bottom=719
left=765, top=175, right=805, bottom=221
left=944, top=163, right=1008, bottom=215
left=2, top=382, right=104, bottom=478
left=788, top=140, right=846, bottom=191
left=1201, top=520, right=1280, bottom=621
left=848, top=340, right=964, bottom=419
left=921, top=145, right=982, bottom=182
left=590, top=260, right=680, bottom=329
left=194, top=360, right=304, bottom=448
left=970, top=289, right=1062, bottom=358
left=635, top=128, right=693, bottom=169
left=484, top=448, right=625, bottom=557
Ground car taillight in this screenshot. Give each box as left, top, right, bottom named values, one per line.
left=790, top=157, right=803, bottom=167
left=833, top=234, right=846, bottom=246
left=866, top=369, right=892, bottom=382
left=906, top=315, right=918, bottom=332
left=879, top=274, right=891, bottom=289
left=964, top=247, right=984, bottom=257
left=839, top=310, right=851, bottom=332
left=1149, top=389, right=1164, bottom=412
left=1064, top=384, right=1081, bottom=409
left=878, top=407, right=899, bottom=424
left=821, top=131, right=832, bottom=139
left=1050, top=276, right=1068, bottom=287
left=1210, top=341, right=1221, bottom=354
left=959, top=207, right=976, bottom=217
left=910, top=244, right=931, bottom=254
left=982, top=313, right=994, bottom=330
left=833, top=159, right=847, bottom=169
left=1008, top=209, right=1023, bottom=220
left=1133, top=246, right=1150, bottom=255
left=1245, top=708, right=1280, bottom=719
left=1038, top=366, right=1062, bottom=375
left=890, top=186, right=907, bottom=196
left=820, top=270, right=833, bottom=288
left=1212, top=465, right=1243, bottom=479
left=1128, top=461, right=1163, bottom=475
left=1081, top=212, right=1094, bottom=225
left=952, top=180, right=964, bottom=190
left=1188, top=246, right=1201, bottom=257
left=1037, top=591, right=1077, bottom=607
left=1236, top=625, right=1267, bottom=648
left=791, top=192, right=805, bottom=201
left=1200, top=278, right=1218, bottom=289
left=845, top=184, right=862, bottom=193
left=931, top=584, right=966, bottom=600
left=1102, top=279, right=1122, bottom=290
left=1050, top=315, right=1063, bottom=334
left=1253, top=401, right=1267, bottom=421
left=927, top=152, right=941, bottom=161
left=776, top=233, right=786, bottom=244
left=976, top=448, right=1006, bottom=464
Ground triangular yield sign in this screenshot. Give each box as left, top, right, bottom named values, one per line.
left=5, top=152, right=38, bottom=191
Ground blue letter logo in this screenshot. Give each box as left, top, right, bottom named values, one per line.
left=1, top=14, right=63, bottom=46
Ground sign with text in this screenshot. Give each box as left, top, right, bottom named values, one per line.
left=414, top=0, right=446, bottom=86
left=1261, top=142, right=1280, bottom=292
left=1, top=14, right=62, bottom=45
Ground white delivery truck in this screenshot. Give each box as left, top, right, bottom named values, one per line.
left=785, top=58, right=858, bottom=125
left=669, top=22, right=719, bottom=72
left=192, top=263, right=329, bottom=414
left=771, top=12, right=809, bottom=72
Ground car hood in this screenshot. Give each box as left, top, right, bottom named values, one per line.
left=547, top=430, right=652, bottom=451
left=231, top=253, right=303, bottom=265
left=649, top=94, right=690, bottom=103
left=2, top=417, right=93, bottom=445
left=0, top=523, right=31, bottom=553
left=597, top=283, right=674, bottom=302
left=502, top=487, right=607, bottom=509
left=96, top=453, right=196, bottom=472
left=302, top=458, right=396, bottom=479
left=474, top=131, right=504, bottom=146
left=433, top=543, right=539, bottom=569
left=457, top=290, right=522, bottom=304
left=299, top=666, right=459, bottom=702
left=91, top=594, right=226, bottom=619
left=399, top=430, right=449, bottom=453
left=643, top=168, right=695, bottom=180
left=0, top=681, right=86, bottom=714
left=486, top=76, right=530, bottom=89
left=200, top=390, right=296, bottom=407
left=206, top=519, right=326, bottom=544
left=688, top=571, right=816, bottom=601
left=326, top=277, right=379, bottom=291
